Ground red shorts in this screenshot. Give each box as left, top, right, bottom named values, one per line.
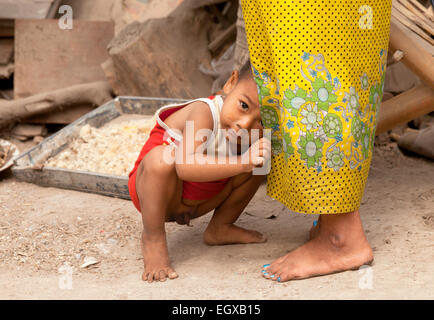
left=128, top=104, right=230, bottom=213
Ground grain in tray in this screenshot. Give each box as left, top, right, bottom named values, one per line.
left=46, top=118, right=155, bottom=176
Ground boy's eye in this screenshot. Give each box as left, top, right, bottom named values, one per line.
left=240, top=101, right=249, bottom=110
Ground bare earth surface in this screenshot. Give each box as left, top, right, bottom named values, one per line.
left=0, top=139, right=433, bottom=300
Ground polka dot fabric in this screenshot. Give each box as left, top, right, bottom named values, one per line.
left=241, top=0, right=392, bottom=214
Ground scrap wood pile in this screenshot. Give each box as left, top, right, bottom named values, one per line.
left=0, top=0, right=114, bottom=146
left=0, top=0, right=432, bottom=174
left=382, top=0, right=434, bottom=159
left=391, top=0, right=434, bottom=49
left=0, top=0, right=62, bottom=81
left=102, top=0, right=240, bottom=99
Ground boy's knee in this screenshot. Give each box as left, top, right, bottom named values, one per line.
left=232, top=172, right=265, bottom=189
left=249, top=174, right=266, bottom=188
left=142, top=150, right=176, bottom=179
left=252, top=174, right=266, bottom=183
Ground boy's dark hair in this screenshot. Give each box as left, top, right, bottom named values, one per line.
left=238, top=59, right=253, bottom=81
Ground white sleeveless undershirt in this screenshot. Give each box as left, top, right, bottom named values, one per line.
left=155, top=95, right=234, bottom=156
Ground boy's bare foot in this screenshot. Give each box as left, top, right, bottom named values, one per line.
left=203, top=223, right=267, bottom=245
left=141, top=232, right=178, bottom=282
left=262, top=210, right=373, bottom=282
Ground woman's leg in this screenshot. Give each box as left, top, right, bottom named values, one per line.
left=240, top=0, right=391, bottom=282
left=262, top=210, right=373, bottom=282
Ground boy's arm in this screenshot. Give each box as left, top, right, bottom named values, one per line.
left=175, top=102, right=251, bottom=182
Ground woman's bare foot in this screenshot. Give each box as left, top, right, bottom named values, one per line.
left=262, top=210, right=373, bottom=282
left=309, top=216, right=321, bottom=240
left=141, top=232, right=178, bottom=282
left=204, top=223, right=267, bottom=245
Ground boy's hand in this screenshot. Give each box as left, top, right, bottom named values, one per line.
left=242, top=137, right=271, bottom=172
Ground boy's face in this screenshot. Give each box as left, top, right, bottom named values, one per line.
left=220, top=71, right=263, bottom=145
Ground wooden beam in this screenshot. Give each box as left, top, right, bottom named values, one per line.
left=0, top=0, right=56, bottom=19
left=0, top=81, right=112, bottom=129
left=376, top=84, right=434, bottom=135
left=407, top=0, right=434, bottom=22
left=0, top=19, right=14, bottom=37
left=391, top=7, right=434, bottom=46
left=394, top=0, right=434, bottom=36
left=389, top=20, right=434, bottom=90
left=208, top=23, right=236, bottom=53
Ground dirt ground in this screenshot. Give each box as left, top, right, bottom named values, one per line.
left=0, top=136, right=433, bottom=300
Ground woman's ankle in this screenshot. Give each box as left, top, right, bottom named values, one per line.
left=317, top=210, right=370, bottom=248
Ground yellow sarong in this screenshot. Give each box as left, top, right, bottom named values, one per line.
left=241, top=0, right=392, bottom=214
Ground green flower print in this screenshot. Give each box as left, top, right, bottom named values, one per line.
left=283, top=132, right=294, bottom=158
left=310, top=77, right=338, bottom=112
left=361, top=126, right=371, bottom=159
left=380, top=72, right=386, bottom=95
left=344, top=87, right=360, bottom=116
left=255, top=77, right=271, bottom=98
left=314, top=126, right=328, bottom=142
left=323, top=113, right=343, bottom=138
left=260, top=106, right=279, bottom=128
left=298, top=132, right=323, bottom=169
left=351, top=115, right=363, bottom=142
left=283, top=87, right=307, bottom=116
left=370, top=128, right=375, bottom=151
left=369, top=83, right=382, bottom=113
left=326, top=147, right=345, bottom=172
left=300, top=103, right=322, bottom=131
left=253, top=69, right=273, bottom=104
left=271, top=135, right=283, bottom=154
left=360, top=72, right=369, bottom=91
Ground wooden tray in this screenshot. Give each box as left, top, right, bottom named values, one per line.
left=11, top=96, right=188, bottom=199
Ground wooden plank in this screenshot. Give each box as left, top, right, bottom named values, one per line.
left=0, top=27, right=13, bottom=37
left=397, top=0, right=434, bottom=26
left=397, top=126, right=434, bottom=160
left=208, top=23, right=236, bottom=53
left=11, top=123, right=47, bottom=138
left=13, top=20, right=114, bottom=123
left=398, top=19, right=434, bottom=56
left=428, top=4, right=434, bottom=22
left=394, top=0, right=434, bottom=36
left=0, top=19, right=14, bottom=37
left=46, top=0, right=62, bottom=19
left=376, top=84, right=434, bottom=135
left=391, top=8, right=434, bottom=46
left=0, top=62, right=13, bottom=79
left=0, top=37, right=13, bottom=64
left=0, top=0, right=55, bottom=19
left=12, top=167, right=130, bottom=199
left=389, top=19, right=434, bottom=89
left=26, top=104, right=96, bottom=124
left=0, top=81, right=113, bottom=128
left=407, top=0, right=434, bottom=22
left=14, top=20, right=114, bottom=99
